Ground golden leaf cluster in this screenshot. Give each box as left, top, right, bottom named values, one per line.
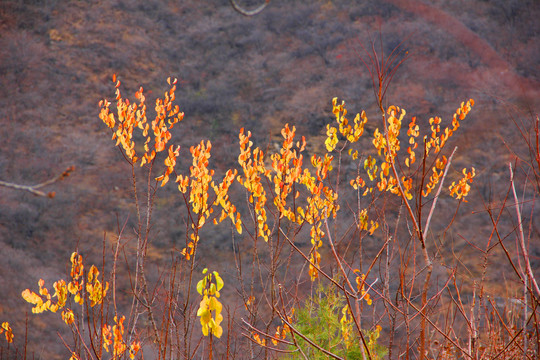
left=196, top=269, right=225, bottom=338
left=98, top=75, right=183, bottom=167
left=103, top=315, right=140, bottom=360
left=97, top=79, right=478, bottom=349
left=21, top=253, right=140, bottom=359
left=22, top=252, right=108, bottom=317
left=0, top=322, right=13, bottom=343
left=326, top=97, right=475, bottom=205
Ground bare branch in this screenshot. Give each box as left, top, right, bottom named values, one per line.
left=0, top=166, right=75, bottom=198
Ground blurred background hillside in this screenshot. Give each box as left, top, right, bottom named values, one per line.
left=0, top=0, right=538, bottom=358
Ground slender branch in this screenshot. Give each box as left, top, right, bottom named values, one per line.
left=423, top=147, right=458, bottom=237
left=324, top=215, right=356, bottom=294
left=0, top=166, right=74, bottom=197
left=343, top=281, right=378, bottom=360
left=241, top=318, right=294, bottom=347
left=509, top=163, right=540, bottom=297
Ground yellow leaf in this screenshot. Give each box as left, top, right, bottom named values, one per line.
left=22, top=289, right=41, bottom=304
left=213, top=324, right=223, bottom=338
left=62, top=309, right=75, bottom=325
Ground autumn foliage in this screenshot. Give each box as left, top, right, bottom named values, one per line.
left=1, top=70, right=538, bottom=360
